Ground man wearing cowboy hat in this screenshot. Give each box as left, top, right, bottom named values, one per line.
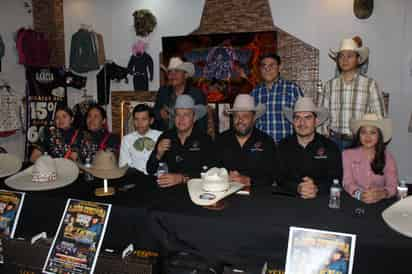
left=153, top=57, right=207, bottom=133
left=147, top=95, right=214, bottom=187
left=277, top=97, right=342, bottom=199
left=318, top=38, right=386, bottom=150
left=214, top=94, right=277, bottom=187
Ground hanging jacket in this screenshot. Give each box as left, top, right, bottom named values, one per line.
left=69, top=29, right=99, bottom=73
left=96, top=62, right=129, bottom=105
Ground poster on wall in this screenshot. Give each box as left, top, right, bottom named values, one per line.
left=285, top=227, right=356, bottom=274
left=162, top=31, right=277, bottom=103
left=25, top=67, right=67, bottom=160
left=43, top=199, right=111, bottom=274
left=0, top=189, right=25, bottom=239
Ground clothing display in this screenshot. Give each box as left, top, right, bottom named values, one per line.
left=32, top=127, right=79, bottom=159
left=127, top=52, right=153, bottom=91
left=16, top=28, right=50, bottom=66
left=0, top=34, right=4, bottom=72
left=214, top=128, right=277, bottom=186
left=65, top=70, right=87, bottom=90
left=119, top=129, right=162, bottom=174
left=251, top=78, right=303, bottom=143
left=318, top=73, right=386, bottom=135
left=342, top=147, right=398, bottom=198
left=96, top=62, right=129, bottom=105
left=69, top=28, right=103, bottom=73
left=146, top=127, right=214, bottom=178
left=95, top=32, right=106, bottom=65
left=0, top=84, right=24, bottom=137
left=277, top=133, right=342, bottom=195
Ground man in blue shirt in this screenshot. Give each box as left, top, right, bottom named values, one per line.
left=251, top=53, right=303, bottom=143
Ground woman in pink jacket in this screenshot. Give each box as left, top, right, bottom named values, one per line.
left=342, top=113, right=398, bottom=204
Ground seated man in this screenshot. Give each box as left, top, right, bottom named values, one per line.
left=147, top=95, right=214, bottom=188
left=119, top=104, right=162, bottom=174
left=277, top=97, right=342, bottom=198
left=215, top=94, right=277, bottom=187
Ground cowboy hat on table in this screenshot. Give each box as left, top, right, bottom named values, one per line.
left=5, top=155, right=78, bottom=191
left=78, top=150, right=127, bottom=179
left=0, top=153, right=22, bottom=178
left=382, top=196, right=412, bottom=238
left=283, top=97, right=329, bottom=126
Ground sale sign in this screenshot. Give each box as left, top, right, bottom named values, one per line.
left=25, top=67, right=67, bottom=160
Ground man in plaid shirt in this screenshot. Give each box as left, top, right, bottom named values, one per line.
left=251, top=53, right=303, bottom=143
left=318, top=38, right=386, bottom=150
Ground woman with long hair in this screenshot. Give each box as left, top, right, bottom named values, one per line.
left=342, top=113, right=398, bottom=204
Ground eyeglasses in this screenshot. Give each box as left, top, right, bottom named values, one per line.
left=260, top=63, right=278, bottom=70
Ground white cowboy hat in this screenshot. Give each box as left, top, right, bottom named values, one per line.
left=382, top=196, right=412, bottom=238
left=187, top=168, right=244, bottom=206
left=166, top=57, right=195, bottom=78
left=226, top=94, right=266, bottom=119
left=329, top=38, right=370, bottom=65
left=0, top=153, right=22, bottom=178
left=283, top=97, right=329, bottom=126
left=5, top=156, right=79, bottom=191
left=78, top=151, right=127, bottom=179
left=172, top=94, right=207, bottom=121
left=350, top=113, right=392, bottom=143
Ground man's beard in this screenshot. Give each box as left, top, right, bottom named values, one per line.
left=235, top=124, right=253, bottom=137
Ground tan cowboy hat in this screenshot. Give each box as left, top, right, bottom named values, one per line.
left=0, top=153, right=22, bottom=178
left=329, top=38, right=369, bottom=65
left=226, top=94, right=266, bottom=119
left=283, top=97, right=329, bottom=126
left=187, top=168, right=244, bottom=206
left=350, top=113, right=392, bottom=142
left=165, top=57, right=195, bottom=78
left=5, top=156, right=79, bottom=191
left=382, top=196, right=412, bottom=238
left=78, top=151, right=127, bottom=179
left=172, top=94, right=207, bottom=121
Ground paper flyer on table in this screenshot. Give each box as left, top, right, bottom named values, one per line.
left=43, top=198, right=111, bottom=274
left=0, top=189, right=25, bottom=239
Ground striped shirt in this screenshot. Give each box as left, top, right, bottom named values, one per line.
left=318, top=73, right=386, bottom=135
left=251, top=78, right=303, bottom=143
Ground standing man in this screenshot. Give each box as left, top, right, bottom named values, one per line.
left=119, top=104, right=161, bottom=175
left=251, top=53, right=303, bottom=143
left=277, top=97, right=342, bottom=199
left=215, top=94, right=277, bottom=187
left=147, top=95, right=214, bottom=188
left=319, top=38, right=386, bottom=150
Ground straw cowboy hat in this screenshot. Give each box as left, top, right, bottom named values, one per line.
left=329, top=38, right=370, bottom=65
left=165, top=57, right=195, bottom=78
left=283, top=97, right=329, bottom=126
left=78, top=151, right=127, bottom=179
left=172, top=94, right=207, bottom=121
left=187, top=168, right=244, bottom=206
left=350, top=113, right=392, bottom=143
left=0, top=153, right=22, bottom=178
left=382, top=196, right=412, bottom=238
left=226, top=94, right=266, bottom=119
left=5, top=155, right=79, bottom=191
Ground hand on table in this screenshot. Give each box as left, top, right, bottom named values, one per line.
left=229, top=170, right=251, bottom=186
left=297, top=177, right=318, bottom=199
left=157, top=173, right=183, bottom=188
left=362, top=188, right=387, bottom=204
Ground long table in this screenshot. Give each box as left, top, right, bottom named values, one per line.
left=1, top=169, right=411, bottom=273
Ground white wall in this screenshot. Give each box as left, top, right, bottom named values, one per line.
left=0, top=0, right=33, bottom=158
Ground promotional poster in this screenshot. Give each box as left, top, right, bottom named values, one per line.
left=0, top=189, right=25, bottom=239
left=43, top=199, right=111, bottom=274
left=285, top=227, right=356, bottom=274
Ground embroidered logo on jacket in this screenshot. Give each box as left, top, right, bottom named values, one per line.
left=313, top=147, right=328, bottom=159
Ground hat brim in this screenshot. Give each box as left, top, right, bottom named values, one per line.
left=4, top=158, right=79, bottom=191
left=171, top=104, right=207, bottom=122
left=78, top=164, right=128, bottom=179
left=187, top=178, right=244, bottom=206
left=350, top=118, right=392, bottom=143
left=168, top=63, right=195, bottom=78
left=283, top=106, right=329, bottom=127
left=226, top=104, right=266, bottom=119
left=329, top=47, right=369, bottom=65
left=0, top=154, right=22, bottom=178
left=382, top=196, right=412, bottom=238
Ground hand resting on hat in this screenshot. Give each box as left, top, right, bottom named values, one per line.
left=229, top=170, right=251, bottom=187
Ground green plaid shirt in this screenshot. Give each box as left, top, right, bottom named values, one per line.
left=318, top=73, right=386, bottom=135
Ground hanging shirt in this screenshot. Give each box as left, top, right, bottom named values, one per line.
left=0, top=89, right=24, bottom=135
left=96, top=62, right=129, bottom=105
left=69, top=29, right=99, bottom=73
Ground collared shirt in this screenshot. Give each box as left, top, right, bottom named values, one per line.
left=146, top=127, right=214, bottom=178
left=342, top=147, right=398, bottom=198
left=318, top=73, right=386, bottom=135
left=214, top=128, right=277, bottom=186
left=277, top=133, right=342, bottom=195
left=119, top=129, right=162, bottom=174
left=251, top=78, right=303, bottom=143
left=74, top=129, right=120, bottom=163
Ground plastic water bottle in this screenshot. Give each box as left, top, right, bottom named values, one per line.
left=397, top=180, right=409, bottom=200
left=329, top=179, right=341, bottom=209
left=84, top=157, right=94, bottom=182
left=157, top=162, right=168, bottom=177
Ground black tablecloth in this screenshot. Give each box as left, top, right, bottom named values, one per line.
left=1, top=169, right=411, bottom=274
